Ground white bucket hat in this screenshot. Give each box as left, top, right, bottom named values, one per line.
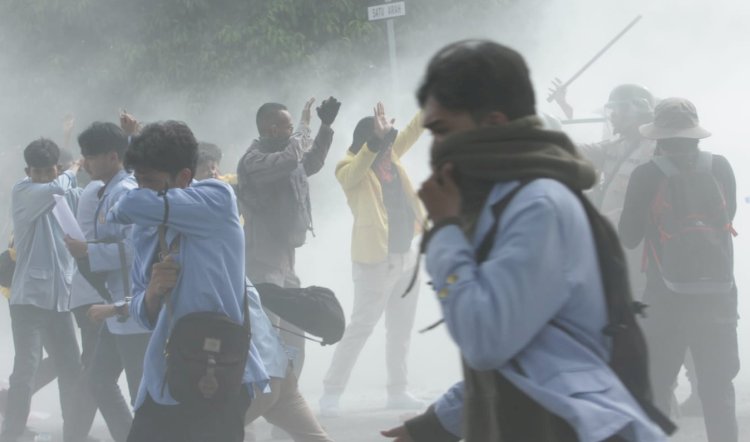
left=639, top=97, right=711, bottom=139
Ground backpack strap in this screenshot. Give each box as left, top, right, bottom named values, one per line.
left=476, top=180, right=532, bottom=263
left=415, top=180, right=532, bottom=333
left=695, top=150, right=713, bottom=173
left=653, top=151, right=713, bottom=177
left=651, top=156, right=680, bottom=178
left=157, top=188, right=181, bottom=334
left=157, top=190, right=249, bottom=334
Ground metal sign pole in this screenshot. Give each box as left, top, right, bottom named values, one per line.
left=386, top=16, right=398, bottom=93
left=367, top=0, right=406, bottom=95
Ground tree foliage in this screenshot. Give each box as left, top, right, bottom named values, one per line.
left=0, top=0, right=503, bottom=98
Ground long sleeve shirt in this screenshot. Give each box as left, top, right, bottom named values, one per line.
left=335, top=112, right=426, bottom=263
left=110, top=179, right=268, bottom=408
left=432, top=381, right=464, bottom=438
left=425, top=179, right=666, bottom=442
left=239, top=125, right=333, bottom=186
left=237, top=125, right=334, bottom=268
left=70, top=180, right=106, bottom=309
left=88, top=170, right=149, bottom=335
left=10, top=170, right=79, bottom=311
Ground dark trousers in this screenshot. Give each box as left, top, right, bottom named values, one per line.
left=644, top=305, right=739, bottom=442
left=66, top=305, right=104, bottom=442
left=72, top=305, right=103, bottom=371
left=0, top=352, right=58, bottom=420
left=1, top=305, right=82, bottom=442
left=30, top=356, right=57, bottom=393
left=127, top=391, right=251, bottom=442
left=89, top=326, right=150, bottom=442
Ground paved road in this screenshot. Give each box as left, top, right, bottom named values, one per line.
left=10, top=402, right=747, bottom=441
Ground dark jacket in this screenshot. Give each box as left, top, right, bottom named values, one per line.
left=237, top=125, right=333, bottom=271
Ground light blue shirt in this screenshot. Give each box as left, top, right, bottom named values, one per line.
left=70, top=180, right=105, bottom=310
left=11, top=171, right=79, bottom=311
left=432, top=381, right=463, bottom=438
left=87, top=170, right=149, bottom=335
left=110, top=179, right=269, bottom=408
left=246, top=280, right=290, bottom=379
left=427, top=179, right=666, bottom=442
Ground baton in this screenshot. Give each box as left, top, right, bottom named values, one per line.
left=547, top=15, right=643, bottom=103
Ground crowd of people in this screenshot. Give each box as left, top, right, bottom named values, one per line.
left=0, top=39, right=739, bottom=442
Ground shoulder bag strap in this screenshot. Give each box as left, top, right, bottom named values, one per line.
left=475, top=180, right=532, bottom=263
left=418, top=180, right=533, bottom=334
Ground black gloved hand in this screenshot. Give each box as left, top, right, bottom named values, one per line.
left=317, top=96, right=341, bottom=126
left=366, top=129, right=397, bottom=153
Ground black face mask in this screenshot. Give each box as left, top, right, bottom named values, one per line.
left=261, top=135, right=290, bottom=152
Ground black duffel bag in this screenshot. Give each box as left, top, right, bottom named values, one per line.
left=254, top=283, right=345, bottom=346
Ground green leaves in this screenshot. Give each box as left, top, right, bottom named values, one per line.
left=0, top=0, right=503, bottom=103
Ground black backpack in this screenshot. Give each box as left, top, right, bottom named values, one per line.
left=476, top=181, right=676, bottom=435
left=648, top=152, right=735, bottom=295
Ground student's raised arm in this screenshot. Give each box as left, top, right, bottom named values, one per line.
left=109, top=180, right=239, bottom=237
left=14, top=166, right=79, bottom=222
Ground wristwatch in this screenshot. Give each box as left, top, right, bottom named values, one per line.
left=114, top=300, right=130, bottom=321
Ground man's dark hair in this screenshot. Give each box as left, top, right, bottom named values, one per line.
left=124, top=121, right=198, bottom=177
left=197, top=142, right=223, bottom=166
left=78, top=122, right=129, bottom=159
left=58, top=148, right=75, bottom=167
left=256, top=102, right=287, bottom=134
left=416, top=40, right=536, bottom=121
left=24, top=138, right=60, bottom=168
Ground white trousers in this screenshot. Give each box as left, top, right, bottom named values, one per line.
left=322, top=251, right=420, bottom=396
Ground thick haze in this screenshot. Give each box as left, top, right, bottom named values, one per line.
left=0, top=0, right=749, bottom=439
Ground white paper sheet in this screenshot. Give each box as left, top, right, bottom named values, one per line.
left=52, top=194, right=85, bottom=241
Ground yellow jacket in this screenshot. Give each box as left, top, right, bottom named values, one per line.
left=335, top=113, right=426, bottom=264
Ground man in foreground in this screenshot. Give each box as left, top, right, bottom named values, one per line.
left=383, top=40, right=667, bottom=441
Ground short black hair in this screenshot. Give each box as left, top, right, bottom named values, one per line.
left=58, top=148, right=74, bottom=166
left=256, top=102, right=287, bottom=133
left=197, top=142, right=223, bottom=166
left=417, top=40, right=536, bottom=120
left=124, top=121, right=198, bottom=177
left=78, top=122, right=128, bottom=159
left=24, top=138, right=60, bottom=168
